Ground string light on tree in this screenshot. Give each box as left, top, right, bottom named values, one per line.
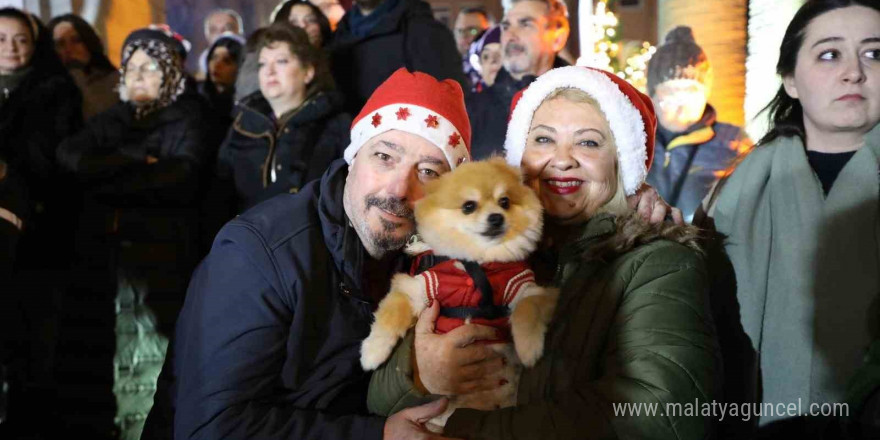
left=577, top=0, right=656, bottom=93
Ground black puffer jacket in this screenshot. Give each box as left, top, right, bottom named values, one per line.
left=217, top=91, right=351, bottom=211
left=330, top=0, right=466, bottom=115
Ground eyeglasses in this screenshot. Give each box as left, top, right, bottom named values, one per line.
left=124, top=62, right=161, bottom=79
left=455, top=27, right=482, bottom=38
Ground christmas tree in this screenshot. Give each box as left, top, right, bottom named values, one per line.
left=578, top=0, right=656, bottom=92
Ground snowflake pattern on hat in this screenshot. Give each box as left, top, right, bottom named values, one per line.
left=448, top=133, right=461, bottom=148
left=396, top=107, right=411, bottom=120
left=343, top=69, right=472, bottom=170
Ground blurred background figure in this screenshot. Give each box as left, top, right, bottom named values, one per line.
left=217, top=23, right=349, bottom=213
left=272, top=0, right=333, bottom=47
left=453, top=6, right=491, bottom=89
left=311, top=0, right=346, bottom=30
left=467, top=24, right=501, bottom=92
left=196, top=8, right=243, bottom=80
left=49, top=14, right=119, bottom=121
left=198, top=31, right=244, bottom=130
left=55, top=24, right=211, bottom=440
left=645, top=26, right=751, bottom=222
left=0, top=11, right=81, bottom=437
left=330, top=0, right=464, bottom=115
left=466, top=0, right=570, bottom=159
left=233, top=26, right=267, bottom=102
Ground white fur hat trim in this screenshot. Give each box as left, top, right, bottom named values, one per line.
left=503, top=66, right=649, bottom=195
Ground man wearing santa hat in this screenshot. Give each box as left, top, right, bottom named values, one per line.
left=142, top=68, right=500, bottom=440
left=143, top=67, right=679, bottom=440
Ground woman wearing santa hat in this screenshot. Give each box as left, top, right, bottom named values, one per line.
left=368, top=65, right=722, bottom=439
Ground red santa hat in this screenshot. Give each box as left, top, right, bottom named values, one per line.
left=504, top=66, right=657, bottom=195
left=344, top=69, right=472, bottom=169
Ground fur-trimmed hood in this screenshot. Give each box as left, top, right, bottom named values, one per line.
left=572, top=212, right=704, bottom=264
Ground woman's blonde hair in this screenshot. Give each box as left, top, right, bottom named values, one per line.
left=541, top=87, right=629, bottom=216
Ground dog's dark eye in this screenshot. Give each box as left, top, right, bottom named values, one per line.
left=498, top=197, right=510, bottom=210
left=462, top=201, right=477, bottom=214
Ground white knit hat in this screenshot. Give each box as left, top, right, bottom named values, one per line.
left=503, top=66, right=657, bottom=195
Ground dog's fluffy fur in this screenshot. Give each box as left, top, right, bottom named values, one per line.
left=360, top=158, right=559, bottom=427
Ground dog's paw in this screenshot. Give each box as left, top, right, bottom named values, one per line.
left=360, top=333, right=397, bottom=370
left=512, top=323, right=546, bottom=368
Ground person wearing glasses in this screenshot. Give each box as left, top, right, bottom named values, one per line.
left=453, top=7, right=491, bottom=88
left=55, top=25, right=211, bottom=440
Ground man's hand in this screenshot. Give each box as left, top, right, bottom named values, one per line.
left=146, top=155, right=159, bottom=165
left=627, top=183, right=684, bottom=225
left=414, top=302, right=505, bottom=396
left=384, top=398, right=463, bottom=440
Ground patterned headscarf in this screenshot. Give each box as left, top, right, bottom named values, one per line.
left=119, top=35, right=186, bottom=119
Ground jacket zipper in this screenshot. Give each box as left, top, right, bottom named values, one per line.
left=236, top=100, right=310, bottom=188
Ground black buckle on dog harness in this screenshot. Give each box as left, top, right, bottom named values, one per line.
left=414, top=255, right=510, bottom=321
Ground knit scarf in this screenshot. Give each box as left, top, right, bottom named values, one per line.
left=713, top=123, right=880, bottom=425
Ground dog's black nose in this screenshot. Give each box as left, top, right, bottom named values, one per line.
left=488, top=213, right=505, bottom=228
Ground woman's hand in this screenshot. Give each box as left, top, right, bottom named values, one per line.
left=383, top=399, right=462, bottom=440
left=414, top=302, right=505, bottom=396
left=627, top=183, right=684, bottom=225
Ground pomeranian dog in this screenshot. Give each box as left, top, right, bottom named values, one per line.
left=360, top=157, right=559, bottom=427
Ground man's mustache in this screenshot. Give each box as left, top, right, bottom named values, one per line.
left=505, top=42, right=526, bottom=56
left=366, top=196, right=414, bottom=220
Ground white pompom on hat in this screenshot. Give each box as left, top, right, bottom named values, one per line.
left=503, top=66, right=657, bottom=196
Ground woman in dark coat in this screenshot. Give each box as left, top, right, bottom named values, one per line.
left=0, top=8, right=82, bottom=266
left=48, top=14, right=119, bottom=120
left=0, top=13, right=81, bottom=431
left=217, top=23, right=350, bottom=212
left=198, top=32, right=244, bottom=131
left=55, top=26, right=211, bottom=440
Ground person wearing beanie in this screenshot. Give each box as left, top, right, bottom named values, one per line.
left=368, top=66, right=721, bottom=440
left=142, top=68, right=502, bottom=440
left=468, top=25, right=502, bottom=92
left=645, top=26, right=752, bottom=221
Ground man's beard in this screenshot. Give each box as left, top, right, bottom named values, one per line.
left=503, top=42, right=530, bottom=75
left=345, top=192, right=415, bottom=259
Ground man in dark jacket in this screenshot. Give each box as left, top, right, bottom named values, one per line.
left=330, top=0, right=466, bottom=115
left=645, top=26, right=752, bottom=222
left=141, top=69, right=502, bottom=440
left=467, top=0, right=570, bottom=159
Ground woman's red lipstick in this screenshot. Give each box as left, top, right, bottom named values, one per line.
left=543, top=178, right=584, bottom=195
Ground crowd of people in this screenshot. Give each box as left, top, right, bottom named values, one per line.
left=0, top=0, right=878, bottom=439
